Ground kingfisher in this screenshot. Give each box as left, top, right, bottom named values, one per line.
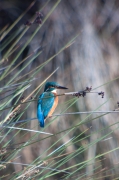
left=37, top=82, right=68, bottom=128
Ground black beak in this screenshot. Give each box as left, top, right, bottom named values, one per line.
left=56, top=85, right=68, bottom=90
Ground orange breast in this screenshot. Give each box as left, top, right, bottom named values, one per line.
left=48, top=93, right=58, bottom=117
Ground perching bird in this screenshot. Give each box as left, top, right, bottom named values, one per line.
left=37, top=82, right=68, bottom=127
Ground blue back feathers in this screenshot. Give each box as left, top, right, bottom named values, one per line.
left=37, top=92, right=55, bottom=127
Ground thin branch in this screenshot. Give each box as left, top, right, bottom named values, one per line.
left=5, top=110, right=119, bottom=126
left=0, top=125, right=53, bottom=135
left=0, top=87, right=105, bottom=111
left=54, top=111, right=119, bottom=115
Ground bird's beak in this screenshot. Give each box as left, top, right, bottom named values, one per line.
left=56, top=85, right=68, bottom=90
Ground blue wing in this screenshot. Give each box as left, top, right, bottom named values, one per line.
left=37, top=92, right=54, bottom=127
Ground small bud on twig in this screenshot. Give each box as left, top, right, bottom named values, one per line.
left=34, top=12, right=43, bottom=24
left=73, top=86, right=92, bottom=98
left=24, top=21, right=32, bottom=26
left=98, top=91, right=104, bottom=98
left=24, top=12, right=43, bottom=27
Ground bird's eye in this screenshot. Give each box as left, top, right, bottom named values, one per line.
left=48, top=86, right=54, bottom=89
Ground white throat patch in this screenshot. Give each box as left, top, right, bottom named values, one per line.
left=51, top=89, right=57, bottom=93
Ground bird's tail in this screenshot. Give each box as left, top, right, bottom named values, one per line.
left=37, top=110, right=44, bottom=128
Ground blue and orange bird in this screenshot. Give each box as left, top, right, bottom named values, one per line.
left=37, top=82, right=68, bottom=128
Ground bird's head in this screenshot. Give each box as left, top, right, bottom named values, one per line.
left=44, top=82, right=68, bottom=92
